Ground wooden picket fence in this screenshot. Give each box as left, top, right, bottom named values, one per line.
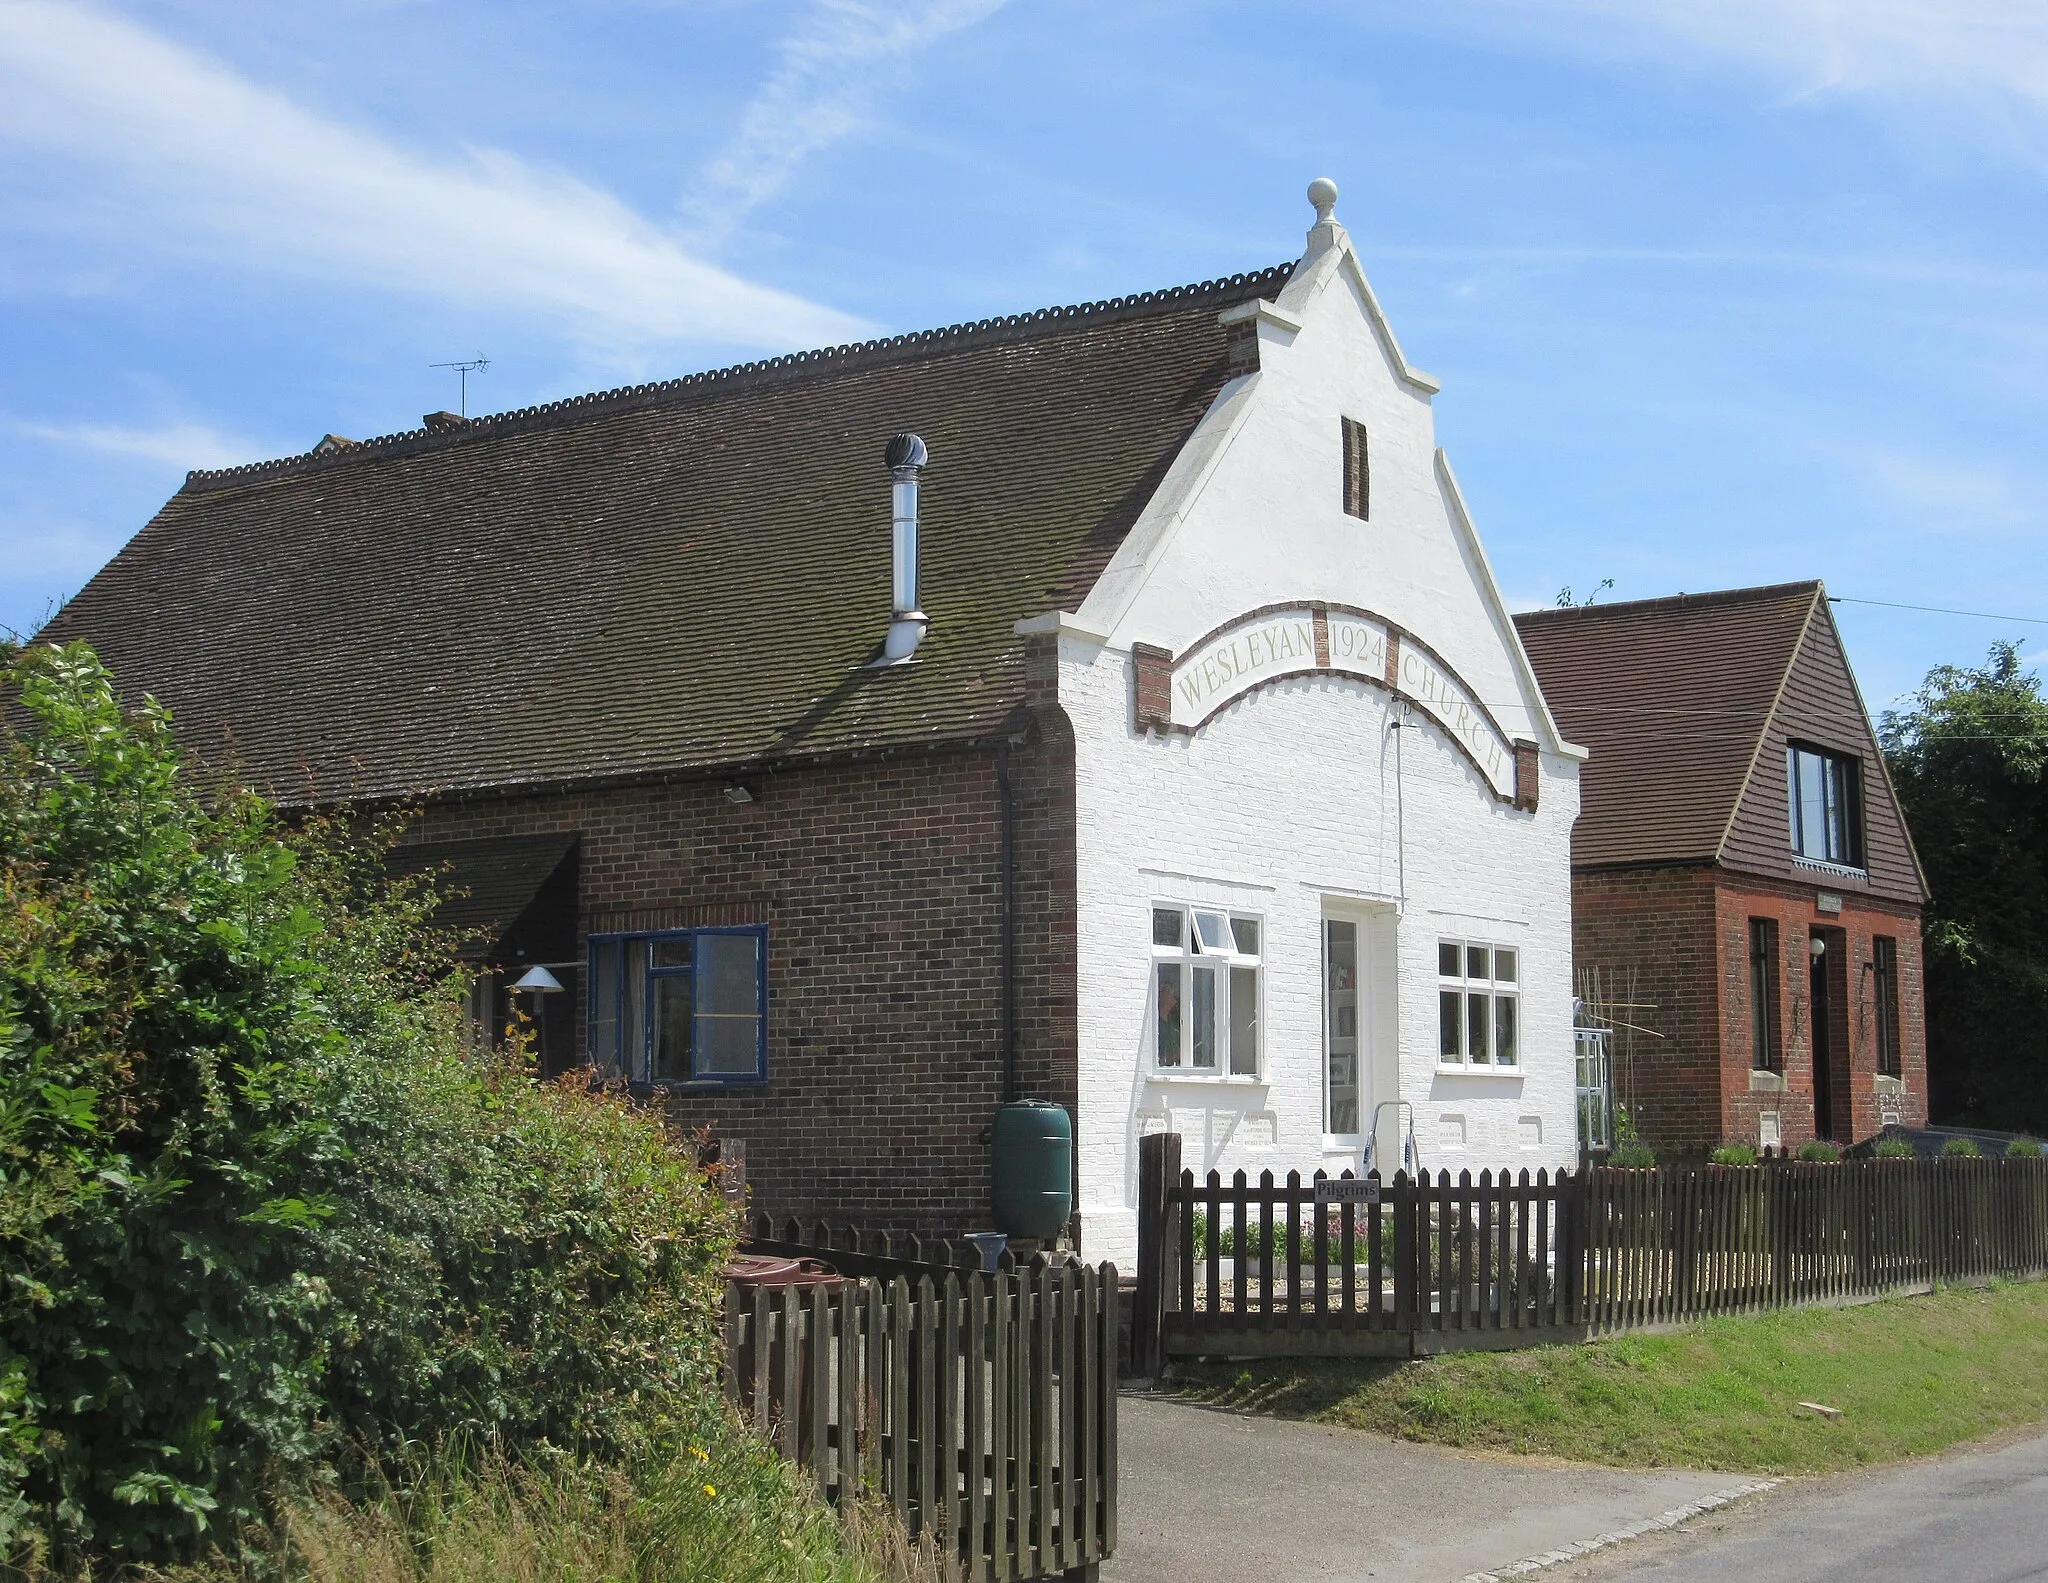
left=724, top=1264, right=1117, bottom=1582
left=1129, top=1133, right=2048, bottom=1368
left=742, top=1210, right=1031, bottom=1278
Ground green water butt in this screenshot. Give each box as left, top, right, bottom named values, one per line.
left=991, top=1100, right=1072, bottom=1241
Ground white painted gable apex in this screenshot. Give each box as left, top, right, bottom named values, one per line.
left=1268, top=176, right=1441, bottom=397
left=1020, top=180, right=1578, bottom=760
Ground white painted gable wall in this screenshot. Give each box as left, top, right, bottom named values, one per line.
left=1033, top=201, right=1584, bottom=1268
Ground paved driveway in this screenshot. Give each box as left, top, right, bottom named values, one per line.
left=1104, top=1394, right=1753, bottom=1583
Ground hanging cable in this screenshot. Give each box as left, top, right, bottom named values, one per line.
left=1829, top=595, right=2048, bottom=627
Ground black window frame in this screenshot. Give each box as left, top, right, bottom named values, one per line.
left=587, top=925, right=768, bottom=1087
left=1341, top=417, right=1369, bottom=521
left=1873, top=934, right=1902, bottom=1078
left=1748, top=917, right=1782, bottom=1071
left=1786, top=743, right=1864, bottom=868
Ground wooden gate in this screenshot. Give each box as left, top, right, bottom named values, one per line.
left=725, top=1263, right=1117, bottom=1581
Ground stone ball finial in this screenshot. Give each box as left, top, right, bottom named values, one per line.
left=1307, top=176, right=1339, bottom=223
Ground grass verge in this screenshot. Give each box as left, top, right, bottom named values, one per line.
left=1166, top=1278, right=2048, bottom=1475
left=267, top=1431, right=941, bottom=1583
left=12, top=1422, right=943, bottom=1583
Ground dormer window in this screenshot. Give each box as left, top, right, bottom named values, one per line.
left=1341, top=417, right=1369, bottom=520
left=1787, top=744, right=1863, bottom=868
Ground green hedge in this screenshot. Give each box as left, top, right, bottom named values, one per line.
left=0, top=644, right=735, bottom=1567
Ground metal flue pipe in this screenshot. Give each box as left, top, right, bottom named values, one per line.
left=877, top=432, right=929, bottom=665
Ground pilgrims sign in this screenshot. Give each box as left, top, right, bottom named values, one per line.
left=1142, top=603, right=1521, bottom=802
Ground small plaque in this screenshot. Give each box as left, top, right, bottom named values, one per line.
left=1817, top=892, right=1844, bottom=915
left=1315, top=1179, right=1380, bottom=1206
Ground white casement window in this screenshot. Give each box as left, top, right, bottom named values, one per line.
left=1437, top=940, right=1519, bottom=1068
left=1151, top=905, right=1261, bottom=1077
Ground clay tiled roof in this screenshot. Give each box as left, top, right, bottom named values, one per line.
left=1516, top=582, right=1925, bottom=902
left=47, top=265, right=1294, bottom=804
left=1514, top=583, right=1823, bottom=870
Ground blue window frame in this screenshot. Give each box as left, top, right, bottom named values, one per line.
left=587, top=926, right=767, bottom=1085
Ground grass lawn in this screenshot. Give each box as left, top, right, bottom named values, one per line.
left=1165, top=1278, right=2048, bottom=1474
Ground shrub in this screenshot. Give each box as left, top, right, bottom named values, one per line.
left=1796, top=1141, right=1843, bottom=1163
left=1875, top=1138, right=1916, bottom=1159
left=1187, top=1206, right=1396, bottom=1265
left=2006, top=1137, right=2044, bottom=1159
left=1609, top=1143, right=1657, bottom=1168
left=1710, top=1144, right=1757, bottom=1166
left=0, top=644, right=736, bottom=1567
left=1942, top=1136, right=1982, bottom=1158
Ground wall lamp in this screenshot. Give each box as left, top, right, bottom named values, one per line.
left=722, top=783, right=756, bottom=805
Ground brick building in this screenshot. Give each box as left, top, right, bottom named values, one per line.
left=1515, top=584, right=1929, bottom=1156
left=48, top=182, right=1588, bottom=1262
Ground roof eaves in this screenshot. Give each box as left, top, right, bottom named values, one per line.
left=1709, top=583, right=1823, bottom=868
left=1435, top=450, right=1583, bottom=759
left=1813, top=594, right=1932, bottom=902
left=258, top=725, right=1022, bottom=815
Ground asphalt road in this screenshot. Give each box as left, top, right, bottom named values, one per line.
left=1554, top=1427, right=2048, bottom=1583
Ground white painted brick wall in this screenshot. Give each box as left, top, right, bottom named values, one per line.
left=1067, top=656, right=1579, bottom=1267
left=1052, top=216, right=1583, bottom=1269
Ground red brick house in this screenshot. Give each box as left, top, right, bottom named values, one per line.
left=1515, top=583, right=1929, bottom=1155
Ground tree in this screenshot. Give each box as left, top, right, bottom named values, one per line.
left=1881, top=641, right=2048, bottom=1131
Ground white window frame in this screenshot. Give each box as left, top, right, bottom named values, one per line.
left=1436, top=938, right=1520, bottom=1071
left=1149, top=903, right=1263, bottom=1080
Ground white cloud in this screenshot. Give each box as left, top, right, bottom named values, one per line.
left=17, top=418, right=272, bottom=472
left=1450, top=0, right=2048, bottom=112
left=689, top=0, right=1009, bottom=236
left=0, top=0, right=870, bottom=353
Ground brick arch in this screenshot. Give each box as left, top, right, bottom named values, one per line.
left=1129, top=600, right=1540, bottom=811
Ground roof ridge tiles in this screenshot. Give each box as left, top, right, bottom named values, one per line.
left=1514, top=580, right=1822, bottom=623
left=181, top=260, right=1299, bottom=495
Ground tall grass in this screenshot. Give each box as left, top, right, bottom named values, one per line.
left=271, top=1431, right=945, bottom=1583
left=5, top=1429, right=945, bottom=1583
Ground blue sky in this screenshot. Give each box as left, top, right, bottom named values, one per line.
left=3, top=0, right=2045, bottom=715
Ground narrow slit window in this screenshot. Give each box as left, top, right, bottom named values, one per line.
left=1748, top=918, right=1782, bottom=1070
left=1342, top=417, right=1370, bottom=520
left=1873, top=935, right=1902, bottom=1078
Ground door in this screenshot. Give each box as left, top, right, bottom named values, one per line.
left=1810, top=931, right=1835, bottom=1141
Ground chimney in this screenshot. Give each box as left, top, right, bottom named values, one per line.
left=874, top=432, right=929, bottom=665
